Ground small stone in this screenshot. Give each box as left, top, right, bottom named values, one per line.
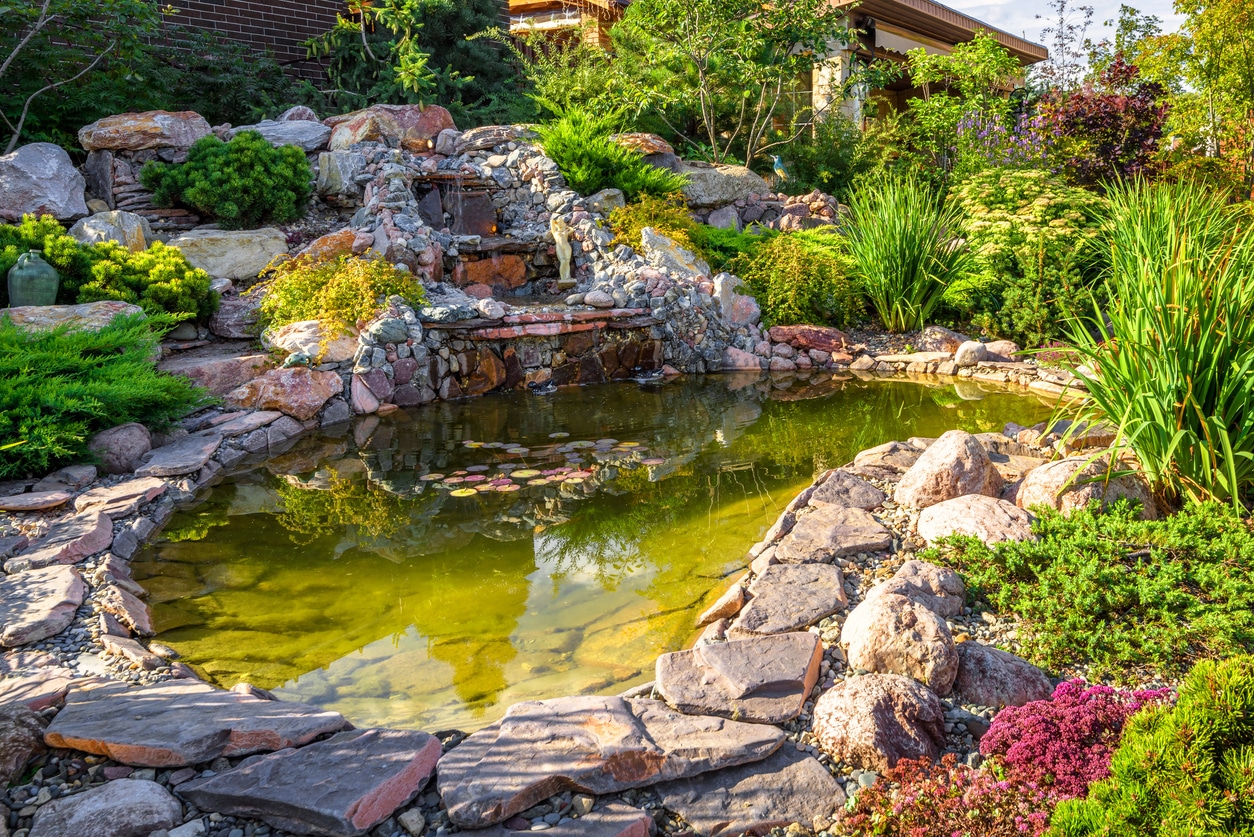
left=28, top=779, right=182, bottom=837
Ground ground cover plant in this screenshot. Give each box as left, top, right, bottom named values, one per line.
left=0, top=313, right=206, bottom=478
left=533, top=107, right=687, bottom=201
left=256, top=253, right=427, bottom=337
left=728, top=228, right=862, bottom=327
left=931, top=501, right=1254, bottom=680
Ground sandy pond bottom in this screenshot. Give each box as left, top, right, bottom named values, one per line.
left=131, top=373, right=1051, bottom=733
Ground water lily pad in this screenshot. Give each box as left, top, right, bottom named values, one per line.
left=563, top=477, right=586, bottom=485
left=466, top=465, right=489, bottom=473
left=569, top=441, right=595, bottom=449
left=489, top=479, right=513, bottom=486
left=476, top=485, right=496, bottom=493
left=549, top=432, right=570, bottom=438
left=640, top=458, right=665, bottom=466
left=483, top=442, right=505, bottom=449
left=451, top=470, right=469, bottom=476
left=597, top=439, right=618, bottom=446
left=463, top=441, right=482, bottom=448
left=618, top=441, right=642, bottom=447
left=568, top=470, right=595, bottom=479
left=506, top=447, right=530, bottom=455
left=527, top=478, right=550, bottom=486
left=496, top=484, right=522, bottom=492
left=443, top=477, right=466, bottom=485
left=449, top=488, right=478, bottom=497
left=513, top=469, right=541, bottom=478
left=463, top=475, right=487, bottom=483
left=419, top=474, right=445, bottom=481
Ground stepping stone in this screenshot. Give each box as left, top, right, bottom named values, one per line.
left=437, top=695, right=784, bottom=829
left=33, top=464, right=97, bottom=493
left=29, top=778, right=182, bottom=837
left=656, top=747, right=845, bottom=837
left=472, top=803, right=652, bottom=837
left=44, top=680, right=350, bottom=767
left=807, top=469, right=887, bottom=511
left=74, top=477, right=168, bottom=518
left=0, top=665, right=75, bottom=710
left=0, top=490, right=72, bottom=512
left=655, top=632, right=822, bottom=724
left=135, top=434, right=222, bottom=478
left=204, top=410, right=283, bottom=437
left=5, top=511, right=111, bottom=572
left=775, top=505, right=893, bottom=563
left=181, top=728, right=442, bottom=837
left=728, top=564, right=847, bottom=638
left=0, top=566, right=86, bottom=647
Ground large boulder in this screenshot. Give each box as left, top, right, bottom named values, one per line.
left=872, top=560, right=965, bottom=618
left=325, top=104, right=456, bottom=153
left=166, top=228, right=287, bottom=281
left=2, top=300, right=143, bottom=334
left=88, top=422, right=152, bottom=475
left=811, top=674, right=946, bottom=771
left=68, top=210, right=153, bottom=251
left=316, top=150, right=368, bottom=202
left=894, top=430, right=1004, bottom=509
left=641, top=227, right=711, bottom=276
left=228, top=120, right=332, bottom=152
left=1015, top=456, right=1157, bottom=519
left=29, top=779, right=183, bottom=837
left=840, top=592, right=958, bottom=694
left=917, top=494, right=1035, bottom=545
left=679, top=162, right=771, bottom=209
left=0, top=143, right=88, bottom=221
left=226, top=367, right=342, bottom=422
left=263, top=320, right=359, bottom=364
left=954, top=642, right=1053, bottom=708
left=78, top=110, right=211, bottom=151
left=917, top=325, right=971, bottom=353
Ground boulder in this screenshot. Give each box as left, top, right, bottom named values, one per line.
left=872, top=560, right=965, bottom=619
left=325, top=104, right=456, bottom=153
left=167, top=228, right=287, bottom=281
left=263, top=320, right=359, bottom=364
left=611, top=133, right=675, bottom=156
left=586, top=188, right=626, bottom=215
left=713, top=272, right=760, bottom=326
left=0, top=704, right=46, bottom=785
left=472, top=804, right=652, bottom=837
left=656, top=748, right=844, bottom=837
left=954, top=642, right=1053, bottom=708
left=721, top=346, right=761, bottom=370
left=841, top=592, right=958, bottom=693
left=225, top=367, right=342, bottom=422
left=299, top=228, right=373, bottom=262
left=8, top=512, right=111, bottom=572
left=0, top=566, right=86, bottom=647
left=135, top=434, right=222, bottom=477
left=29, top=779, right=183, bottom=837
left=0, top=142, right=88, bottom=221
left=811, top=674, right=947, bottom=771
left=2, top=300, right=143, bottom=334
left=954, top=340, right=988, bottom=368
left=88, top=423, right=152, bottom=474
left=894, top=430, right=1004, bottom=509
left=316, top=151, right=368, bottom=201
left=984, top=340, right=1020, bottom=361
left=78, top=110, right=211, bottom=151
left=678, top=161, right=771, bottom=209
left=775, top=505, right=893, bottom=563
left=767, top=325, right=848, bottom=353
left=851, top=441, right=923, bottom=476
left=917, top=325, right=971, bottom=353
left=68, top=210, right=153, bottom=252
left=159, top=351, right=272, bottom=394
left=728, top=563, right=848, bottom=638
left=208, top=297, right=263, bottom=339
left=1015, top=456, right=1157, bottom=520
left=916, top=494, right=1035, bottom=545
left=641, top=227, right=711, bottom=276
left=807, top=469, right=886, bottom=511
left=228, top=120, right=332, bottom=152
left=436, top=695, right=783, bottom=829
left=706, top=206, right=742, bottom=232
left=655, top=632, right=822, bottom=724
left=181, top=728, right=442, bottom=837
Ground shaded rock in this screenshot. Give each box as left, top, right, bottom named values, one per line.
left=807, top=469, right=886, bottom=511
left=32, top=464, right=96, bottom=492
left=75, top=477, right=167, bottom=519
left=78, top=110, right=210, bottom=151
left=641, top=227, right=710, bottom=277
left=679, top=162, right=771, bottom=209
left=326, top=104, right=456, bottom=153
left=954, top=340, right=988, bottom=368
left=984, top=340, right=1020, bottom=362
left=167, top=228, right=287, bottom=281
left=916, top=494, right=1035, bottom=545
left=0, top=704, right=46, bottom=785
left=655, top=632, right=821, bottom=724
left=811, top=674, right=946, bottom=771
left=706, top=206, right=742, bottom=231
left=462, top=348, right=507, bottom=396
left=436, top=695, right=783, bottom=829
left=840, top=593, right=958, bottom=694
left=721, top=346, right=761, bottom=370
left=656, top=747, right=844, bottom=837
left=851, top=441, right=922, bottom=476
left=0, top=491, right=71, bottom=512
left=955, top=642, right=1053, bottom=708
left=29, top=779, right=182, bottom=837
left=9, top=512, right=111, bottom=571
left=3, top=300, right=142, bottom=334
left=729, top=564, right=847, bottom=638
left=205, top=411, right=283, bottom=437
left=471, top=803, right=651, bottom=837
left=894, top=430, right=1003, bottom=509
left=229, top=120, right=332, bottom=152
left=0, top=142, right=87, bottom=221
left=767, top=325, right=848, bottom=354
left=87, top=422, right=152, bottom=474
left=182, top=728, right=441, bottom=837
left=0, top=663, right=74, bottom=711
left=1015, top=456, right=1157, bottom=520
left=587, top=188, right=626, bottom=215
left=209, top=297, right=263, bottom=338
left=69, top=210, right=152, bottom=251
left=316, top=150, right=367, bottom=201
left=775, top=505, right=892, bottom=563
left=136, top=434, right=222, bottom=477
left=159, top=350, right=272, bottom=395
left=226, top=367, right=342, bottom=422
left=695, top=579, right=747, bottom=627
left=873, top=560, right=965, bottom=618
left=45, top=680, right=350, bottom=767
left=0, top=566, right=85, bottom=647
left=264, top=320, right=358, bottom=364
left=917, top=326, right=970, bottom=353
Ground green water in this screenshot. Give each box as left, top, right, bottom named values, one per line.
left=132, top=373, right=1052, bottom=732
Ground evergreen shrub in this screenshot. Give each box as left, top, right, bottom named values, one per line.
left=534, top=107, right=687, bottom=201
left=729, top=228, right=863, bottom=327
left=256, top=253, right=427, bottom=335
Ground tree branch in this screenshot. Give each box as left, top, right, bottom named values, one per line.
left=0, top=0, right=57, bottom=81
left=5, top=42, right=112, bottom=154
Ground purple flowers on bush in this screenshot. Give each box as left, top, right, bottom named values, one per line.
left=980, top=680, right=1173, bottom=798
left=953, top=111, right=1050, bottom=174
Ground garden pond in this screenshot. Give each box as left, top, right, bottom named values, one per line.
left=131, top=373, right=1052, bottom=732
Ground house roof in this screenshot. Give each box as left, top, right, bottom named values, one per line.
left=836, top=0, right=1048, bottom=64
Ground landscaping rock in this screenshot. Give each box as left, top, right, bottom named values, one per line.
left=655, top=632, right=822, bottom=724
left=229, top=119, right=332, bottom=151
left=436, top=695, right=783, bottom=829
left=1015, top=456, right=1158, bottom=519
left=326, top=104, right=456, bottom=152
left=766, top=325, right=848, bottom=353
left=873, top=560, right=965, bottom=618
left=851, top=441, right=923, bottom=476
left=136, top=434, right=222, bottom=477
left=807, top=469, right=886, bottom=510
left=775, top=505, right=893, bottom=563
left=470, top=804, right=651, bottom=837
left=181, top=728, right=442, bottom=836
left=68, top=210, right=153, bottom=251
left=160, top=350, right=271, bottom=394
left=917, top=326, right=970, bottom=353
left=75, top=477, right=167, bottom=518
left=721, top=346, right=762, bottom=370
left=263, top=320, right=359, bottom=365
left=955, top=642, right=1054, bottom=708
left=656, top=747, right=844, bottom=837
left=3, top=300, right=143, bottom=333
left=45, top=680, right=350, bottom=767
left=78, top=110, right=211, bottom=151
left=87, top=422, right=153, bottom=474
left=226, top=367, right=342, bottom=421
left=0, top=704, right=46, bottom=785
left=29, top=779, right=182, bottom=837
left=696, top=579, right=747, bottom=626
left=97, top=584, right=154, bottom=635
left=208, top=297, right=263, bottom=338
left=729, top=563, right=847, bottom=637
left=984, top=340, right=1020, bottom=361
left=9, top=511, right=111, bottom=571
left=33, top=464, right=97, bottom=492
left=678, top=161, right=771, bottom=208
left=954, top=340, right=988, bottom=368
left=916, top=494, right=1035, bottom=545
left=0, top=491, right=71, bottom=512
left=586, top=188, right=626, bottom=215
left=642, top=227, right=711, bottom=276
left=0, top=664, right=74, bottom=711
left=894, top=430, right=1003, bottom=509
left=0, top=142, right=88, bottom=221
left=840, top=592, right=958, bottom=694
left=811, top=674, right=946, bottom=771
left=167, top=228, right=287, bottom=281
left=0, top=566, right=86, bottom=647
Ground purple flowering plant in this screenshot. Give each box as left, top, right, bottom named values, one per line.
left=951, top=111, right=1052, bottom=179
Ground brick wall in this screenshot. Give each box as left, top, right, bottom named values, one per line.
left=165, top=0, right=346, bottom=80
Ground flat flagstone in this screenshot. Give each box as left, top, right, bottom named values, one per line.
left=656, top=747, right=845, bottom=837
left=135, top=434, right=222, bottom=478
left=205, top=410, right=284, bottom=437
left=775, top=505, right=892, bottom=563
left=806, top=469, right=886, bottom=511
left=74, top=477, right=168, bottom=518
left=0, top=566, right=86, bottom=647
left=728, top=564, right=847, bottom=638
left=437, top=695, right=784, bottom=829
left=6, top=511, right=111, bottom=572
left=44, top=680, right=350, bottom=767
left=181, top=728, right=442, bottom=837
left=655, top=632, right=822, bottom=724
left=29, top=778, right=182, bottom=837
left=0, top=661, right=75, bottom=710
left=0, top=491, right=72, bottom=512
left=471, top=804, right=652, bottom=837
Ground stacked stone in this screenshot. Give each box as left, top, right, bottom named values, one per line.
left=697, top=188, right=845, bottom=232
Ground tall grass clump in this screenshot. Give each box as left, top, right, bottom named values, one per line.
left=844, top=174, right=970, bottom=332
left=1065, top=180, right=1254, bottom=508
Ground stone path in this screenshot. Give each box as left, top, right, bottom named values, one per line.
left=728, top=564, right=847, bottom=637
left=0, top=566, right=86, bottom=646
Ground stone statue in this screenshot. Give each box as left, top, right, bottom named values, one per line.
left=550, top=215, right=574, bottom=289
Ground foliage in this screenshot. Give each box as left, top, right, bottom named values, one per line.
left=690, top=225, right=773, bottom=272
left=981, top=680, right=1173, bottom=798
left=1051, top=655, right=1254, bottom=837
left=0, top=215, right=95, bottom=307
left=1065, top=179, right=1254, bottom=507
left=844, top=174, right=969, bottom=332
left=728, top=229, right=862, bottom=328
left=931, top=501, right=1254, bottom=680
left=534, top=107, right=688, bottom=201
left=485, top=26, right=629, bottom=124
left=773, top=114, right=873, bottom=201
left=141, top=131, right=312, bottom=230
left=0, top=312, right=206, bottom=478
left=1031, top=0, right=1095, bottom=93
left=609, top=193, right=701, bottom=255
left=256, top=253, right=427, bottom=336
left=832, top=753, right=1057, bottom=837
left=951, top=111, right=1051, bottom=180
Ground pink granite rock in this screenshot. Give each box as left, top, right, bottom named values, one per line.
left=78, top=110, right=210, bottom=151
left=954, top=642, right=1053, bottom=708
left=0, top=491, right=71, bottom=512
left=0, top=566, right=86, bottom=646
left=775, top=505, right=893, bottom=563
left=894, top=430, right=1004, bottom=509
left=226, top=367, right=342, bottom=422
left=811, top=674, right=946, bottom=771
left=29, top=778, right=183, bottom=837
left=1015, top=456, right=1157, bottom=519
left=841, top=592, right=958, bottom=694
left=87, top=423, right=152, bottom=474
left=916, top=494, right=1035, bottom=545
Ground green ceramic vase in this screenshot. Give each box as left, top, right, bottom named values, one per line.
left=7, top=250, right=60, bottom=307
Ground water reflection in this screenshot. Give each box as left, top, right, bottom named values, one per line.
left=132, top=373, right=1053, bottom=731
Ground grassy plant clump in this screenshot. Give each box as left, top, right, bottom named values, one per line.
left=0, top=313, right=207, bottom=478
left=729, top=228, right=863, bottom=327
left=1051, top=655, right=1254, bottom=836
left=844, top=173, right=969, bottom=332
left=533, top=107, right=687, bottom=201
left=257, top=253, right=427, bottom=335
left=931, top=501, right=1254, bottom=680
left=1065, top=180, right=1254, bottom=508
left=141, top=131, right=312, bottom=230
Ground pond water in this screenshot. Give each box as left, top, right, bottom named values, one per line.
left=132, top=373, right=1052, bottom=733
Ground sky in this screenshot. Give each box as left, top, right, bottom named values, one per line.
left=945, top=0, right=1184, bottom=50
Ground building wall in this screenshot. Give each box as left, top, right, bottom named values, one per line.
left=165, top=0, right=345, bottom=80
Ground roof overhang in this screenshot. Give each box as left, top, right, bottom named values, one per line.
left=834, top=0, right=1048, bottom=64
